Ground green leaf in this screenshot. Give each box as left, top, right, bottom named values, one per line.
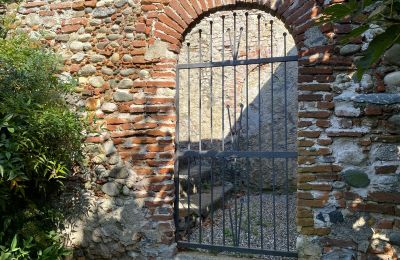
left=10, top=235, right=17, bottom=251
left=340, top=24, right=370, bottom=44
left=356, top=25, right=400, bottom=79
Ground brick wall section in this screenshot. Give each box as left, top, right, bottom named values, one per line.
left=5, top=0, right=399, bottom=259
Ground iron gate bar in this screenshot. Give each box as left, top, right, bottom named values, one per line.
left=284, top=32, right=291, bottom=252
left=270, top=20, right=276, bottom=250
left=257, top=15, right=263, bottom=249
left=245, top=12, right=251, bottom=249
left=177, top=242, right=298, bottom=257
left=176, top=150, right=297, bottom=159
left=176, top=55, right=298, bottom=69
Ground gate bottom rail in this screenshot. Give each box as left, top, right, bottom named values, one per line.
left=177, top=241, right=298, bottom=258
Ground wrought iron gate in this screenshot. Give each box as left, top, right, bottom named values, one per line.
left=174, top=11, right=298, bottom=257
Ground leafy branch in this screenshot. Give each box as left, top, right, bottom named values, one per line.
left=318, top=0, right=400, bottom=79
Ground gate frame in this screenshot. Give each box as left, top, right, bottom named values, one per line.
left=173, top=9, right=299, bottom=257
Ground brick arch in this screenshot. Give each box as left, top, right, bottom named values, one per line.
left=153, top=0, right=321, bottom=55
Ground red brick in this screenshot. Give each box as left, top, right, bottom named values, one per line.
left=365, top=105, right=383, bottom=116
left=85, top=0, right=97, bottom=8
left=169, top=0, right=193, bottom=25
left=179, top=0, right=198, bottom=19
left=23, top=1, right=46, bottom=8
left=298, top=164, right=342, bottom=173
left=154, top=22, right=182, bottom=40
left=298, top=94, right=323, bottom=101
left=375, top=165, right=398, bottom=175
left=72, top=1, right=85, bottom=10
left=164, top=6, right=187, bottom=29
left=299, top=111, right=331, bottom=119
left=316, top=120, right=331, bottom=128
left=61, top=24, right=81, bottom=33
left=298, top=130, right=321, bottom=138
left=368, top=192, right=400, bottom=204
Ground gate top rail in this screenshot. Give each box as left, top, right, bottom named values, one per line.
left=177, top=150, right=297, bottom=159
left=176, top=55, right=298, bottom=69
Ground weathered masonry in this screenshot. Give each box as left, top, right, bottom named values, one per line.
left=4, top=0, right=400, bottom=259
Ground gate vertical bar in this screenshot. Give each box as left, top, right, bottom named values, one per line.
left=270, top=20, right=276, bottom=251
left=233, top=13, right=238, bottom=247
left=187, top=43, right=191, bottom=150
left=186, top=42, right=192, bottom=243
left=245, top=11, right=251, bottom=249
left=174, top=67, right=180, bottom=242
left=209, top=20, right=215, bottom=245
left=283, top=32, right=290, bottom=251
left=221, top=15, right=226, bottom=246
left=257, top=14, right=264, bottom=249
left=198, top=29, right=203, bottom=244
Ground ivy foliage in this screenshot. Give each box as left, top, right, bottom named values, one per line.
left=319, top=0, right=400, bottom=79
left=0, top=34, right=83, bottom=259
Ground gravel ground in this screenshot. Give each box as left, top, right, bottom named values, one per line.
left=182, top=193, right=297, bottom=259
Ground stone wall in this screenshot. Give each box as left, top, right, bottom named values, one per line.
left=3, top=0, right=399, bottom=259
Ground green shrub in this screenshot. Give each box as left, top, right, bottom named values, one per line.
left=0, top=34, right=83, bottom=259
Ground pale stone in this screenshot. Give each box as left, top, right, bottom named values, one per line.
left=111, top=53, right=120, bottom=63
left=89, top=76, right=105, bottom=88
left=333, top=141, right=365, bottom=165
left=340, top=44, right=361, bottom=56
left=384, top=44, right=400, bottom=66
left=115, top=0, right=127, bottom=8
left=360, top=74, right=373, bottom=89
left=107, top=34, right=122, bottom=41
left=101, top=66, right=114, bottom=75
left=26, top=13, right=41, bottom=26
left=113, top=90, right=133, bottom=101
left=101, top=102, right=117, bottom=113
left=71, top=52, right=85, bottom=63
left=82, top=42, right=92, bottom=51
left=352, top=93, right=400, bottom=105
left=139, top=69, right=150, bottom=79
left=90, top=18, right=102, bottom=26
left=91, top=54, right=106, bottom=63
left=78, top=33, right=92, bottom=42
left=117, top=78, right=134, bottom=89
left=69, top=41, right=84, bottom=53
left=93, top=7, right=116, bottom=18
left=122, top=54, right=133, bottom=62
left=370, top=144, right=399, bottom=161
left=122, top=186, right=130, bottom=195
left=101, top=182, right=119, bottom=196
left=144, top=39, right=174, bottom=60
left=384, top=71, right=400, bottom=87
left=120, top=68, right=134, bottom=76
left=335, top=102, right=361, bottom=117
left=103, top=140, right=117, bottom=156
left=79, top=64, right=97, bottom=76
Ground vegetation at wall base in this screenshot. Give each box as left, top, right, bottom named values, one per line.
left=319, top=0, right=400, bottom=79
left=0, top=34, right=83, bottom=259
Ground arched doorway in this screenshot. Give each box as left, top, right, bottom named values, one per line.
left=174, top=8, right=298, bottom=257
